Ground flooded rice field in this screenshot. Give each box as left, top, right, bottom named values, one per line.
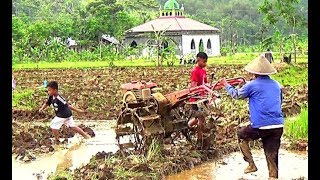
left=12, top=120, right=308, bottom=180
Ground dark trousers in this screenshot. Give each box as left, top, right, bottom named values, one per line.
left=238, top=125, right=283, bottom=178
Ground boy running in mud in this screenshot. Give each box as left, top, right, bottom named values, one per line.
left=39, top=81, right=90, bottom=144
left=188, top=52, right=208, bottom=148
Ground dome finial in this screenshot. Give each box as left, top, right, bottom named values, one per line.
left=181, top=3, right=184, bottom=11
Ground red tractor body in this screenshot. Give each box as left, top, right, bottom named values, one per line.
left=120, top=81, right=157, bottom=92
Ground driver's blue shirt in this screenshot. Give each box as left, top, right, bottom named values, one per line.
left=225, top=75, right=284, bottom=128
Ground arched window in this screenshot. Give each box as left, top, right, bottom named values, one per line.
left=177, top=12, right=180, bottom=16
left=207, top=39, right=212, bottom=49
left=169, top=12, right=172, bottom=16
left=130, top=41, right=137, bottom=48
left=146, top=39, right=156, bottom=46
left=191, top=39, right=195, bottom=49
left=162, top=12, right=164, bottom=16
left=166, top=12, right=168, bottom=16
left=162, top=41, right=169, bottom=49
left=199, top=39, right=204, bottom=52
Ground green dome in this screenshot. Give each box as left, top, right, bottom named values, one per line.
left=164, top=0, right=180, bottom=10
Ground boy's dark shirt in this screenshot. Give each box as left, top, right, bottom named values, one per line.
left=46, top=94, right=72, bottom=118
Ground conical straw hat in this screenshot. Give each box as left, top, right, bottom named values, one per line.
left=244, top=55, right=277, bottom=75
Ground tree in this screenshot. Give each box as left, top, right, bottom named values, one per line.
left=258, top=0, right=307, bottom=63
left=148, top=24, right=177, bottom=66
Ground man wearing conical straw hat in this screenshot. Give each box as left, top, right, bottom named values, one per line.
left=219, top=55, right=284, bottom=180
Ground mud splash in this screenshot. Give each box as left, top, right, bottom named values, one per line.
left=12, top=120, right=96, bottom=159
left=166, top=149, right=308, bottom=180
left=12, top=120, right=118, bottom=180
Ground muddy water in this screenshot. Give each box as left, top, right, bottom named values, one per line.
left=12, top=120, right=308, bottom=180
left=166, top=149, right=308, bottom=180
left=12, top=120, right=119, bottom=180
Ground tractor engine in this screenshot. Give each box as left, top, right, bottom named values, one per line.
left=116, top=81, right=169, bottom=151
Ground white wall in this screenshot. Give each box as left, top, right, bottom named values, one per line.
left=181, top=34, right=220, bottom=57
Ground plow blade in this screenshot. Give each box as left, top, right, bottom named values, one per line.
left=139, top=115, right=160, bottom=122
left=116, top=126, right=135, bottom=136
left=119, top=142, right=135, bottom=149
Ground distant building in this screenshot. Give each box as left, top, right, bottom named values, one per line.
left=124, top=0, right=220, bottom=57
left=101, top=34, right=120, bottom=45
left=66, top=37, right=77, bottom=50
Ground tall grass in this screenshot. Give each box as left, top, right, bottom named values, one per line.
left=12, top=88, right=35, bottom=109
left=272, top=65, right=308, bottom=86
left=147, top=138, right=162, bottom=161
left=48, top=170, right=73, bottom=180
left=12, top=87, right=48, bottom=110
left=284, top=107, right=308, bottom=140
left=114, top=167, right=145, bottom=179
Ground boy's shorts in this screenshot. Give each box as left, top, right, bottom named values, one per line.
left=50, top=116, right=76, bottom=129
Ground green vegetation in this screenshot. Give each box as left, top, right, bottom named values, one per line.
left=12, top=53, right=308, bottom=70
left=284, top=107, right=308, bottom=140
left=103, top=156, right=119, bottom=166
left=12, top=87, right=48, bottom=110
left=210, top=53, right=308, bottom=65
left=147, top=139, right=162, bottom=161
left=114, top=167, right=152, bottom=180
left=272, top=64, right=308, bottom=86
left=12, top=88, right=36, bottom=110
left=13, top=59, right=156, bottom=69
left=12, top=0, right=307, bottom=65
left=48, top=170, right=73, bottom=180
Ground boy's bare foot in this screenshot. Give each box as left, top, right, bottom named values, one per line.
left=244, top=163, right=258, bottom=174
left=84, top=134, right=91, bottom=139
left=54, top=139, right=60, bottom=145
left=62, top=138, right=68, bottom=144
left=196, top=139, right=203, bottom=150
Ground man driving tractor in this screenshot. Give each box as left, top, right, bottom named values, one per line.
left=187, top=52, right=209, bottom=148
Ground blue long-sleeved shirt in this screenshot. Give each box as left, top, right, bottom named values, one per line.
left=225, top=75, right=284, bottom=128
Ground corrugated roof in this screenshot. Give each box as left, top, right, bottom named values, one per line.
left=102, top=34, right=119, bottom=44
left=126, top=16, right=219, bottom=33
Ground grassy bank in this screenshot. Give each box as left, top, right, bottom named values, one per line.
left=272, top=64, right=308, bottom=86
left=284, top=107, right=308, bottom=140
left=12, top=88, right=37, bottom=110
left=12, top=53, right=308, bottom=70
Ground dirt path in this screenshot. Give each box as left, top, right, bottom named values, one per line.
left=166, top=149, right=308, bottom=180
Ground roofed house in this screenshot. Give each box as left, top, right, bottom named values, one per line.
left=101, top=34, right=120, bottom=45
left=124, top=0, right=220, bottom=57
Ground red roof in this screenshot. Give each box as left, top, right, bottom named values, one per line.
left=126, top=16, right=219, bottom=33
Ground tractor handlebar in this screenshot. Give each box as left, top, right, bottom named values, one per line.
left=187, top=77, right=246, bottom=98
left=211, top=77, right=246, bottom=90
